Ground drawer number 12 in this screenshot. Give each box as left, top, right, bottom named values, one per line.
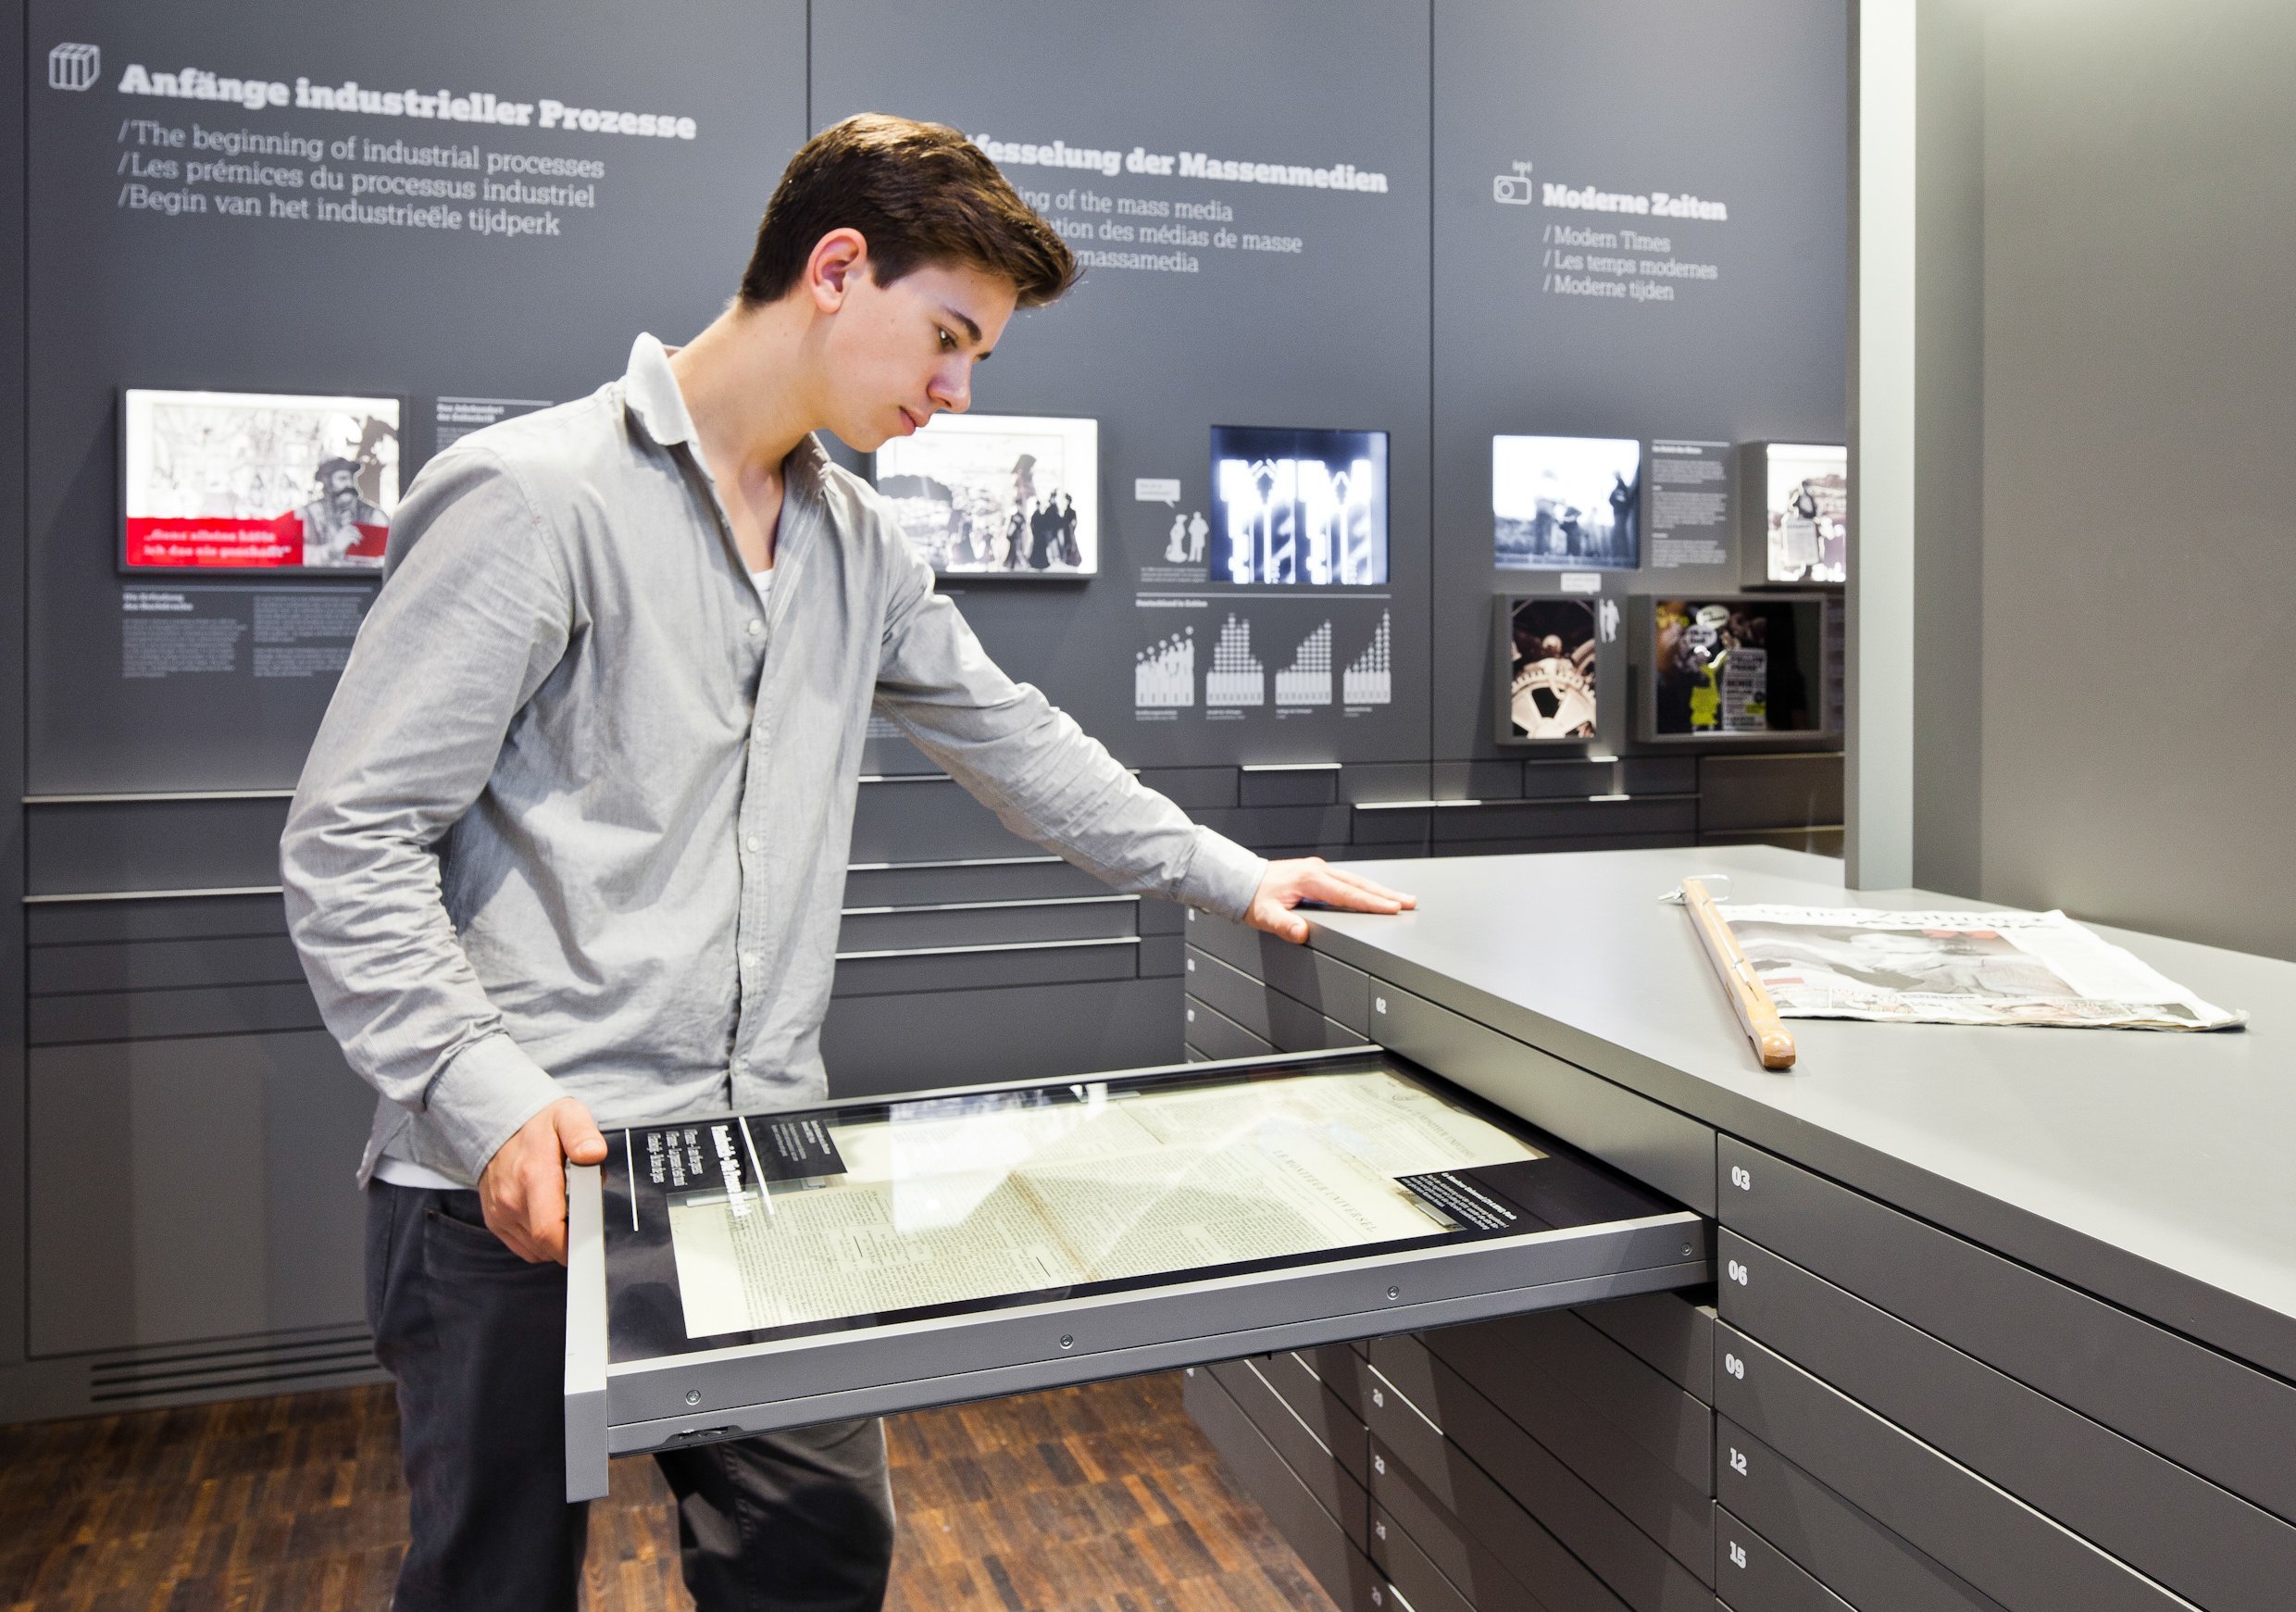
left=1729, top=1447, right=1749, bottom=1477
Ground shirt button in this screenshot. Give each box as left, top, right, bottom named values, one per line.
left=744, top=835, right=761, bottom=852
left=742, top=952, right=759, bottom=969
left=746, top=619, right=765, bottom=638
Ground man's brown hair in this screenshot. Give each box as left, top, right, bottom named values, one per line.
left=740, top=114, right=1077, bottom=309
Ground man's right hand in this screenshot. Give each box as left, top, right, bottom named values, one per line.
left=478, top=1096, right=609, bottom=1264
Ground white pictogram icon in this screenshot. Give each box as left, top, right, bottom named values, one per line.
left=49, top=43, right=101, bottom=91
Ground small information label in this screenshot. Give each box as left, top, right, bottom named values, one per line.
left=1559, top=572, right=1602, bottom=594
left=1133, top=477, right=1181, bottom=504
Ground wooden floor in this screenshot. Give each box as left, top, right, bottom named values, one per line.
left=0, top=1372, right=1337, bottom=1612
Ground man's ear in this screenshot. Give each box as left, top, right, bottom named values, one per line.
left=807, top=228, right=870, bottom=312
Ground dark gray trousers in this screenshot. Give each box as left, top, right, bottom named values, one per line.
left=367, top=1182, right=895, bottom=1612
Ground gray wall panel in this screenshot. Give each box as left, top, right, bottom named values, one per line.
left=26, top=796, right=292, bottom=898
left=1184, top=909, right=1374, bottom=1031
left=1715, top=1506, right=1860, bottom=1612
left=835, top=895, right=1139, bottom=954
left=1695, top=754, right=1845, bottom=833
left=828, top=936, right=1138, bottom=997
left=28, top=893, right=290, bottom=944
left=29, top=1031, right=369, bottom=1356
left=847, top=778, right=1036, bottom=864
left=1972, top=0, right=2296, bottom=957
left=1582, top=1292, right=1716, bottom=1406
left=839, top=857, right=1104, bottom=908
left=1183, top=998, right=1274, bottom=1063
left=1209, top=1356, right=1368, bottom=1547
left=820, top=976, right=1180, bottom=1098
left=1718, top=1231, right=2296, bottom=1612
left=30, top=933, right=306, bottom=995
left=0, top=0, right=27, bottom=1377
left=30, top=981, right=326, bottom=1045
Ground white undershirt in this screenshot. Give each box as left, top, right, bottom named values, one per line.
left=375, top=564, right=779, bottom=1194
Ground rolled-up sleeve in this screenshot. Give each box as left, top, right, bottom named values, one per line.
left=281, top=449, right=575, bottom=1181
left=871, top=543, right=1267, bottom=921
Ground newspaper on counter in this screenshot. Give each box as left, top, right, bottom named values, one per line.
left=1716, top=906, right=2245, bottom=1031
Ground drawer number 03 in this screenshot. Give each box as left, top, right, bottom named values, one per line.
left=1729, top=1447, right=1749, bottom=1477
left=1725, top=1352, right=1745, bottom=1380
left=1730, top=1164, right=1752, bottom=1192
left=1728, top=1258, right=1749, bottom=1285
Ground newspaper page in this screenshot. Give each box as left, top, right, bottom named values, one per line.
left=668, top=1070, right=1539, bottom=1338
left=1718, top=905, right=2245, bottom=1031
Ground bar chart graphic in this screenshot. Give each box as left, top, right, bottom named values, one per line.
left=1274, top=621, right=1335, bottom=706
left=1204, top=615, right=1267, bottom=706
left=1342, top=612, right=1393, bottom=706
left=1134, top=628, right=1196, bottom=707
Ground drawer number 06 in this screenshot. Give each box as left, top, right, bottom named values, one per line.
left=1725, top=1352, right=1745, bottom=1381
left=1728, top=1258, right=1749, bottom=1286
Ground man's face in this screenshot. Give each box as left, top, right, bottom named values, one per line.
left=323, top=467, right=360, bottom=508
left=820, top=256, right=1017, bottom=452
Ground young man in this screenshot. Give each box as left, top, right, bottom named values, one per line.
left=281, top=114, right=1412, bottom=1612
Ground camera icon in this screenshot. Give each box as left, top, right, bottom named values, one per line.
left=1491, top=173, right=1534, bottom=206
left=48, top=42, right=101, bottom=92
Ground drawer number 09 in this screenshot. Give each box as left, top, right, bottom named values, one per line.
left=1725, top=1352, right=1745, bottom=1380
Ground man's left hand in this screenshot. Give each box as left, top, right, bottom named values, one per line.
left=1246, top=857, right=1416, bottom=944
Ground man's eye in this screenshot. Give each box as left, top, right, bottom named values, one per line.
left=937, top=328, right=956, bottom=350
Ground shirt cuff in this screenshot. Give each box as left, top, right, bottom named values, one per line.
left=423, top=1031, right=566, bottom=1181
left=1178, top=828, right=1268, bottom=923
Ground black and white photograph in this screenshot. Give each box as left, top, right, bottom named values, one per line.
left=1651, top=596, right=1819, bottom=736
left=120, top=388, right=400, bottom=573
left=1763, top=443, right=1847, bottom=584
left=1496, top=596, right=1598, bottom=742
left=871, top=412, right=1099, bottom=577
left=1492, top=434, right=1641, bottom=570
left=1208, top=426, right=1390, bottom=586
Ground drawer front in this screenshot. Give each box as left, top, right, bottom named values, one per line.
left=1369, top=1500, right=1484, bottom=1612
left=1718, top=1231, right=2296, bottom=1612
left=1261, top=1350, right=1371, bottom=1488
left=1716, top=1419, right=2009, bottom=1612
left=1185, top=946, right=1366, bottom=1052
left=1715, top=1324, right=2186, bottom=1612
left=1372, top=1354, right=1715, bottom=1612
left=1402, top=1326, right=1715, bottom=1581
left=1185, top=909, right=1374, bottom=1031
left=1209, top=1357, right=1369, bottom=1546
left=1374, top=983, right=1716, bottom=1214
left=1184, top=1366, right=1382, bottom=1612
left=1371, top=1431, right=1635, bottom=1612
left=1182, top=998, right=1274, bottom=1061
left=1585, top=1291, right=1716, bottom=1405
left=1715, top=1507, right=1854, bottom=1612
left=1441, top=1307, right=1715, bottom=1484
left=1718, top=1137, right=2296, bottom=1526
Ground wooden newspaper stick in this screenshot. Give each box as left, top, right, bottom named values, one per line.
left=1681, top=877, right=1797, bottom=1070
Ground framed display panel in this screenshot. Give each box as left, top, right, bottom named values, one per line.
left=1492, top=434, right=1642, bottom=571
left=1737, top=442, right=1846, bottom=588
left=564, top=1047, right=1709, bottom=1499
left=870, top=412, right=1099, bottom=578
left=1631, top=592, right=1839, bottom=747
left=1492, top=595, right=1602, bottom=745
left=1207, top=426, right=1391, bottom=586
left=119, top=388, right=402, bottom=577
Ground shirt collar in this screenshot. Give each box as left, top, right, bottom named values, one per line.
left=621, top=331, right=831, bottom=498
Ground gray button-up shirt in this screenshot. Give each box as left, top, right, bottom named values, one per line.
left=282, top=335, right=1267, bottom=1187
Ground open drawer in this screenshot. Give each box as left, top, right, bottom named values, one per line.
left=564, top=1048, right=1710, bottom=1499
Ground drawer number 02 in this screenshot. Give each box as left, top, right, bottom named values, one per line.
left=1729, top=1447, right=1749, bottom=1477
left=1728, top=1258, right=1749, bottom=1286
left=1725, top=1352, right=1745, bottom=1381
